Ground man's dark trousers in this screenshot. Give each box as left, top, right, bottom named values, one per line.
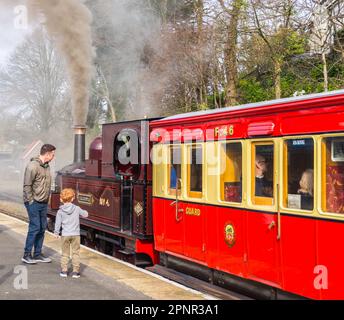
left=24, top=201, right=48, bottom=257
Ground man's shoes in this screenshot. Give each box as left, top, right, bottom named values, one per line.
left=60, top=271, right=68, bottom=278
left=33, top=254, right=52, bottom=263
left=72, top=272, right=80, bottom=279
left=21, top=254, right=37, bottom=264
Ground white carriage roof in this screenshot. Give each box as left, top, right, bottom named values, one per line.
left=159, top=89, right=344, bottom=122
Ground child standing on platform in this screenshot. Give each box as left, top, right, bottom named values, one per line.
left=54, top=188, right=88, bottom=278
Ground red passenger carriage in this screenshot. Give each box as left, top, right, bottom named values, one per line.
left=150, top=89, right=344, bottom=299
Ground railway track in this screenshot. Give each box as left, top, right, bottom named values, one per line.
left=0, top=192, right=28, bottom=222
left=0, top=191, right=252, bottom=300
left=146, top=265, right=252, bottom=300
left=0, top=191, right=22, bottom=203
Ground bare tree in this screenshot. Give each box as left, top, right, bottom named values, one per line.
left=0, top=29, right=71, bottom=139
left=217, top=0, right=244, bottom=106
left=91, top=64, right=116, bottom=123
left=331, top=0, right=344, bottom=59
left=305, top=0, right=333, bottom=92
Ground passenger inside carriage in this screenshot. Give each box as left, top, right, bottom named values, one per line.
left=297, top=169, right=314, bottom=211
left=255, top=154, right=273, bottom=197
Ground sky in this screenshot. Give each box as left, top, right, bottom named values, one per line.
left=0, top=2, right=28, bottom=66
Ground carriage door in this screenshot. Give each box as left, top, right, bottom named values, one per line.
left=246, top=141, right=281, bottom=286
left=183, top=144, right=205, bottom=262
left=164, top=145, right=184, bottom=255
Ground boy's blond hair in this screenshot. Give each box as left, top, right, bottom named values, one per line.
left=60, top=188, right=75, bottom=203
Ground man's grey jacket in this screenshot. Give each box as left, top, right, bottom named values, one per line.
left=23, top=157, right=52, bottom=204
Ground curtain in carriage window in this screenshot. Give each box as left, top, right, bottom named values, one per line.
left=322, top=137, right=344, bottom=214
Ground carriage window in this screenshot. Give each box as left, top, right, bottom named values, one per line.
left=220, top=142, right=242, bottom=203
left=169, top=146, right=181, bottom=192
left=322, top=137, right=344, bottom=214
left=284, top=139, right=314, bottom=211
left=252, top=144, right=274, bottom=205
left=188, top=145, right=203, bottom=198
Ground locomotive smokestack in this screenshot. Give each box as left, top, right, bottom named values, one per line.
left=73, top=126, right=86, bottom=163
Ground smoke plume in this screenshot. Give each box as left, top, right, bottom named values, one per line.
left=28, top=0, right=95, bottom=127
left=91, top=0, right=164, bottom=120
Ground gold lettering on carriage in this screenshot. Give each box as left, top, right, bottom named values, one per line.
left=214, top=125, right=234, bottom=138
left=186, top=207, right=201, bottom=216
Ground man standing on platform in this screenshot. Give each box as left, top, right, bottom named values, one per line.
left=22, top=144, right=56, bottom=264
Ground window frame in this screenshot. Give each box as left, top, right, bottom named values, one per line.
left=167, top=144, right=182, bottom=196
left=319, top=133, right=344, bottom=218
left=280, top=135, right=316, bottom=215
left=218, top=140, right=243, bottom=205
left=248, top=139, right=277, bottom=210
left=152, top=143, right=168, bottom=198
left=186, top=143, right=204, bottom=199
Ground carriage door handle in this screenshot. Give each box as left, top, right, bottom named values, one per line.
left=268, top=221, right=276, bottom=230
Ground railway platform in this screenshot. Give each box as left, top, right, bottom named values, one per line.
left=0, top=212, right=212, bottom=300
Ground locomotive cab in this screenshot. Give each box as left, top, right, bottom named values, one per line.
left=113, top=128, right=140, bottom=179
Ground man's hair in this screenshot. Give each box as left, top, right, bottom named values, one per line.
left=60, top=188, right=75, bottom=203
left=40, top=144, right=56, bottom=155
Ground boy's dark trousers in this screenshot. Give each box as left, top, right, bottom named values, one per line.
left=24, top=201, right=48, bottom=257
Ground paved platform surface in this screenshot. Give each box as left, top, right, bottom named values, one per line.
left=0, top=212, right=211, bottom=300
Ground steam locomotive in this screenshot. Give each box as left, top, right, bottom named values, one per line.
left=49, top=89, right=344, bottom=299
left=49, top=120, right=159, bottom=267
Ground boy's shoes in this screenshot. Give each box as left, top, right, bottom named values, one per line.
left=72, top=272, right=80, bottom=279
left=33, top=254, right=52, bottom=263
left=21, top=254, right=37, bottom=264
left=60, top=271, right=68, bottom=278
